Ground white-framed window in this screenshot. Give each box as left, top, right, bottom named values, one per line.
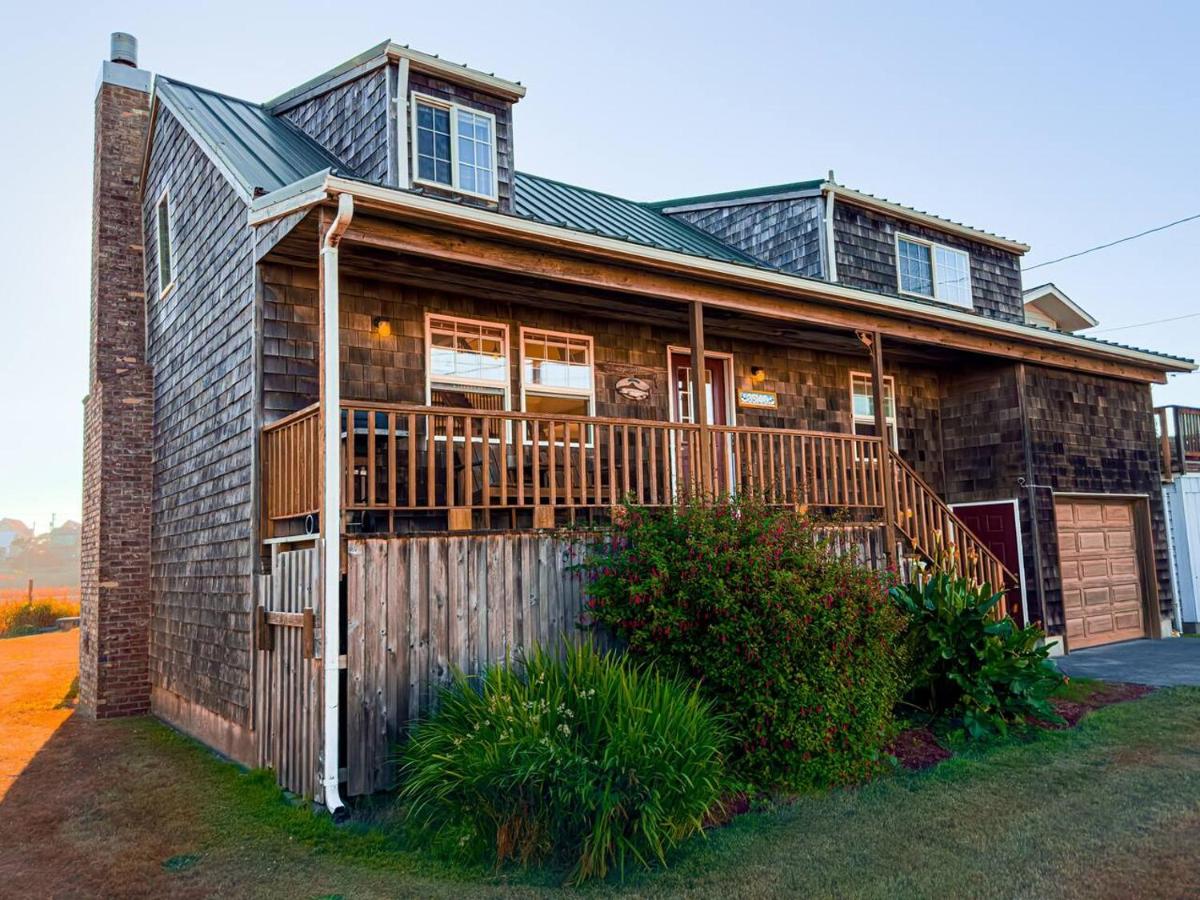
left=411, top=93, right=497, bottom=200
left=425, top=314, right=510, bottom=411
left=155, top=189, right=174, bottom=297
left=895, top=233, right=972, bottom=307
left=520, top=327, right=595, bottom=444
left=850, top=372, right=897, bottom=450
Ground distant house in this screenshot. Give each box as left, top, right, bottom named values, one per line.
left=0, top=519, right=32, bottom=558
left=48, top=521, right=81, bottom=548
left=82, top=32, right=1195, bottom=809
left=1023, top=283, right=1099, bottom=333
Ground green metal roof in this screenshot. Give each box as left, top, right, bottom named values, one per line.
left=644, top=179, right=826, bottom=210
left=155, top=77, right=347, bottom=196
left=513, top=173, right=755, bottom=264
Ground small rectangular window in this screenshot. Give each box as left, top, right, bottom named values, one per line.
left=426, top=315, right=510, bottom=410
left=411, top=94, right=497, bottom=199
left=896, top=234, right=971, bottom=306
left=521, top=328, right=594, bottom=444
left=156, top=191, right=173, bottom=295
left=850, top=372, right=897, bottom=450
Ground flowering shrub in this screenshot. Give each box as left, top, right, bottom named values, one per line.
left=397, top=643, right=727, bottom=883
left=582, top=499, right=907, bottom=789
left=891, top=572, right=1064, bottom=738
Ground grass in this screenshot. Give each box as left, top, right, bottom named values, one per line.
left=0, top=592, right=79, bottom=638
left=4, top=685, right=1200, bottom=897
left=1050, top=675, right=1106, bottom=703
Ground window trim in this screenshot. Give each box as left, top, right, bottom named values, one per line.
left=894, top=232, right=972, bottom=307
left=519, top=326, right=596, bottom=446
left=424, top=312, right=511, bottom=411
left=155, top=188, right=175, bottom=298
left=410, top=92, right=499, bottom=202
left=849, top=371, right=898, bottom=451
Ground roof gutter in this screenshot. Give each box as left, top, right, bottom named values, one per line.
left=252, top=174, right=1193, bottom=374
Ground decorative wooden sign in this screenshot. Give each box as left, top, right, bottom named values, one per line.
left=737, top=389, right=778, bottom=410
left=615, top=376, right=651, bottom=401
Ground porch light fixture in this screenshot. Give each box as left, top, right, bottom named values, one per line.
left=750, top=366, right=766, bottom=384
left=372, top=316, right=392, bottom=338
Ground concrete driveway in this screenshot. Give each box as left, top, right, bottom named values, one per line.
left=1055, top=638, right=1200, bottom=687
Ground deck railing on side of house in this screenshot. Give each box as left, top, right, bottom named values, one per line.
left=260, top=401, right=1014, bottom=590
left=1157, top=405, right=1200, bottom=477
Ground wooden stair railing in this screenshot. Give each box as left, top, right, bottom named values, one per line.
left=888, top=450, right=1014, bottom=592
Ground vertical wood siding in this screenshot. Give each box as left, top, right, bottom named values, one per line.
left=143, top=107, right=257, bottom=727
left=254, top=548, right=321, bottom=800
left=281, top=66, right=391, bottom=184
left=666, top=197, right=825, bottom=276
left=833, top=199, right=1025, bottom=323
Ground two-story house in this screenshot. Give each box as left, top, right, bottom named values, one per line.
left=82, top=33, right=1194, bottom=810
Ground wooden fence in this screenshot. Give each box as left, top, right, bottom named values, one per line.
left=254, top=547, right=322, bottom=801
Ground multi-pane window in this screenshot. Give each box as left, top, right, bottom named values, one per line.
left=415, top=103, right=452, bottom=186
left=412, top=95, right=497, bottom=199
left=156, top=191, right=174, bottom=295
left=522, top=328, right=594, bottom=442
left=896, top=235, right=972, bottom=307
left=427, top=315, right=509, bottom=410
left=850, top=372, right=897, bottom=449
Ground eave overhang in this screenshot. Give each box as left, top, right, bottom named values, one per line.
left=249, top=174, right=1192, bottom=382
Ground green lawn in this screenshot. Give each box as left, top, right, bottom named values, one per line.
left=4, top=689, right=1200, bottom=898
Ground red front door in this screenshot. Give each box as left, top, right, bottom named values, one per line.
left=952, top=501, right=1026, bottom=625
left=669, top=353, right=729, bottom=492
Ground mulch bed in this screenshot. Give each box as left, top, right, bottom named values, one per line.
left=887, top=726, right=952, bottom=771
left=703, top=792, right=751, bottom=829
left=1045, top=682, right=1155, bottom=728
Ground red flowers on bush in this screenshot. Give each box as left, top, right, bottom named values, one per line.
left=582, top=497, right=907, bottom=789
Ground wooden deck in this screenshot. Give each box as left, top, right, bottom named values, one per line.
left=262, top=401, right=1011, bottom=590
left=1158, top=406, right=1200, bottom=477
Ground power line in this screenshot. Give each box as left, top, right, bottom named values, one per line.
left=1024, top=211, right=1200, bottom=271
left=1089, top=311, right=1200, bottom=335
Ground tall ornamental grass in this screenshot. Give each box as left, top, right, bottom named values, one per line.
left=397, top=643, right=728, bottom=883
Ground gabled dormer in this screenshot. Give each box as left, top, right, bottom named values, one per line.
left=267, top=41, right=526, bottom=212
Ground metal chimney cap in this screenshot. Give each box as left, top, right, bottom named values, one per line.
left=110, top=32, right=137, bottom=67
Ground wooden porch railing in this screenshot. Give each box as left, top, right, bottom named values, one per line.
left=261, top=404, right=321, bottom=524
left=1156, top=405, right=1200, bottom=477
left=260, top=401, right=1013, bottom=590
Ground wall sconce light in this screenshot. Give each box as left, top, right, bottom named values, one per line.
left=750, top=366, right=766, bottom=384
left=372, top=316, right=392, bottom=338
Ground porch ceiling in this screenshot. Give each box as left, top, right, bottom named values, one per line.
left=261, top=213, right=977, bottom=370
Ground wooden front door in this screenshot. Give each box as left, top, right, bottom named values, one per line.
left=669, top=352, right=730, bottom=492
left=952, top=501, right=1026, bottom=625
left=1055, top=497, right=1148, bottom=649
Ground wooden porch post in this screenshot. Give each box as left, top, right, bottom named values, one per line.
left=1158, top=407, right=1173, bottom=481
left=689, top=300, right=713, bottom=496
left=868, top=331, right=898, bottom=567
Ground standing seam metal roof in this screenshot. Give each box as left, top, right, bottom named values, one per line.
left=155, top=78, right=347, bottom=196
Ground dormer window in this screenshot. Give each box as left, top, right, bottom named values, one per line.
left=412, top=94, right=497, bottom=200
left=896, top=234, right=971, bottom=307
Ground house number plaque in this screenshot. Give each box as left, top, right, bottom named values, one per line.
left=737, top=389, right=778, bottom=409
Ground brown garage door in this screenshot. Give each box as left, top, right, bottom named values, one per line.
left=1055, top=498, right=1146, bottom=649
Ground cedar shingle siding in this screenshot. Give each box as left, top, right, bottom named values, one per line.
left=666, top=198, right=825, bottom=276
left=833, top=200, right=1025, bottom=323
left=142, top=107, right=256, bottom=727
left=282, top=66, right=392, bottom=184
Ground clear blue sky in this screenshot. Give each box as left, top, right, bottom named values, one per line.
left=2, top=0, right=1197, bottom=527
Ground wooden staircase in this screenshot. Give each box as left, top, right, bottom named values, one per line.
left=888, top=450, right=1014, bottom=591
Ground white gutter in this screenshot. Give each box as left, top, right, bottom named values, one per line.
left=249, top=174, right=1193, bottom=374
left=320, top=192, right=354, bottom=820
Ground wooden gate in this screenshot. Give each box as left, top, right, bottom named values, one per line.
left=254, top=546, right=322, bottom=800
left=344, top=532, right=601, bottom=795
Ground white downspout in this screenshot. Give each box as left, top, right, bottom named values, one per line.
left=823, top=179, right=839, bottom=283
left=321, top=192, right=354, bottom=819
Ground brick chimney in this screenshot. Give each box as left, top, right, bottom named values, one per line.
left=80, top=34, right=154, bottom=718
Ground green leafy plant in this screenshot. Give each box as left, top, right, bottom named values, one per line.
left=891, top=572, right=1065, bottom=738
left=397, top=642, right=727, bottom=884
left=582, top=498, right=907, bottom=789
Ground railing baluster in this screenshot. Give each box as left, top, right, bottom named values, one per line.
left=481, top=417, right=490, bottom=510
left=648, top=427, right=658, bottom=505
